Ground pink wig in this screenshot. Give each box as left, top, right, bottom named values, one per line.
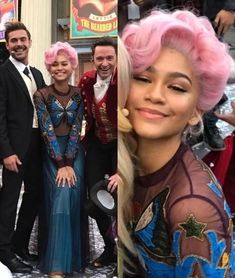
left=44, top=41, right=78, bottom=70
left=122, top=10, right=232, bottom=111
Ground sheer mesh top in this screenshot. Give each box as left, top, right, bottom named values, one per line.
left=132, top=143, right=235, bottom=277
left=34, top=85, right=84, bottom=168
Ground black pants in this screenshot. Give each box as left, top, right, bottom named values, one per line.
left=0, top=129, right=42, bottom=261
left=203, top=93, right=228, bottom=128
left=85, top=135, right=117, bottom=251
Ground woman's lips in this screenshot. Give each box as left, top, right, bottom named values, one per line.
left=137, top=107, right=168, bottom=119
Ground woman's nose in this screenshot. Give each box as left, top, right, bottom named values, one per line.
left=57, top=64, right=63, bottom=70
left=145, top=83, right=166, bottom=103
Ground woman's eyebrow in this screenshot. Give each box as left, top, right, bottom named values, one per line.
left=146, top=66, right=192, bottom=85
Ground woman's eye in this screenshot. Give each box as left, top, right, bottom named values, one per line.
left=133, top=76, right=151, bottom=83
left=170, top=85, right=187, bottom=93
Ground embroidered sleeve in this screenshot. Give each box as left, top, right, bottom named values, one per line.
left=169, top=197, right=235, bottom=277
left=64, top=93, right=84, bottom=166
left=34, top=91, right=65, bottom=168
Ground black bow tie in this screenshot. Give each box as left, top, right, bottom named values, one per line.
left=23, top=67, right=31, bottom=80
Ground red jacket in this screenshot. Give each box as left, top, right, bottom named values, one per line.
left=78, top=69, right=117, bottom=144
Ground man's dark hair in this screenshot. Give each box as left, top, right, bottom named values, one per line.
left=4, top=21, right=31, bottom=42
left=91, top=36, right=117, bottom=56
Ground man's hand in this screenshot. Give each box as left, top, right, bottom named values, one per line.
left=215, top=101, right=235, bottom=126
left=107, top=173, right=118, bottom=193
left=214, top=10, right=235, bottom=36
left=3, top=154, right=22, bottom=173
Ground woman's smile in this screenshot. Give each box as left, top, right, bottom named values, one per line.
left=137, top=107, right=168, bottom=120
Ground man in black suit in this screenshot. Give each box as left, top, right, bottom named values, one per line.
left=0, top=22, right=45, bottom=273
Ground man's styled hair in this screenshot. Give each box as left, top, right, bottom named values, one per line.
left=4, top=21, right=31, bottom=42
left=91, top=36, right=117, bottom=56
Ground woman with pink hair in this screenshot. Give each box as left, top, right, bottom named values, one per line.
left=119, top=10, right=235, bottom=277
left=34, top=42, right=85, bottom=278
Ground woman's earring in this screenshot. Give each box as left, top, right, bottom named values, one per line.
left=188, top=118, right=204, bottom=136
left=122, top=108, right=129, bottom=117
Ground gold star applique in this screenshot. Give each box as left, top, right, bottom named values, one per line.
left=222, top=252, right=229, bottom=267
left=178, top=214, right=207, bottom=241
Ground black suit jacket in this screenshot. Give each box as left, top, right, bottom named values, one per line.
left=0, top=59, right=46, bottom=160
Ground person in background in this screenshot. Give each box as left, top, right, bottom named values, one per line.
left=215, top=100, right=235, bottom=126
left=206, top=101, right=235, bottom=217
left=119, top=9, right=235, bottom=277
left=78, top=36, right=117, bottom=268
left=193, top=0, right=235, bottom=151
left=0, top=21, right=45, bottom=273
left=33, top=42, right=85, bottom=278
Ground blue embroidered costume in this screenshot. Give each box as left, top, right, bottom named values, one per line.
left=34, top=85, right=85, bottom=274
left=132, top=144, right=235, bottom=277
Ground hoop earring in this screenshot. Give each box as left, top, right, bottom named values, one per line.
left=188, top=117, right=204, bottom=136
left=122, top=108, right=129, bottom=117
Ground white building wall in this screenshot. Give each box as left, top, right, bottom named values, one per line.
left=21, top=0, right=52, bottom=84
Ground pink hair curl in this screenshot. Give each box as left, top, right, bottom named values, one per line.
left=122, top=10, right=232, bottom=111
left=44, top=41, right=78, bottom=70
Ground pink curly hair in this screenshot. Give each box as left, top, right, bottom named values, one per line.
left=44, top=41, right=78, bottom=70
left=122, top=10, right=232, bottom=111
